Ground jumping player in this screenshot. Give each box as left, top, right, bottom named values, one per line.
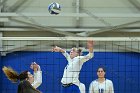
left=52, top=40, right=94, bottom=93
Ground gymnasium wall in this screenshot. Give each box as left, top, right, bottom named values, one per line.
left=1, top=52, right=140, bottom=93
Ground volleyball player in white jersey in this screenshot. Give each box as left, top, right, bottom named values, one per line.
left=52, top=40, right=94, bottom=93
left=89, top=67, right=114, bottom=93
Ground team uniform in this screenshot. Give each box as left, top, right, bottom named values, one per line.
left=31, top=66, right=42, bottom=88
left=89, top=79, right=114, bottom=93
left=61, top=51, right=94, bottom=93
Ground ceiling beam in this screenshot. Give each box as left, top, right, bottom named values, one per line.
left=0, top=0, right=7, bottom=7
left=6, top=0, right=27, bottom=12
left=86, top=20, right=140, bottom=36
left=0, top=27, right=140, bottom=32
left=0, top=18, right=9, bottom=22
left=0, top=27, right=98, bottom=32
left=75, top=0, right=80, bottom=27
left=0, top=13, right=140, bottom=18
left=128, top=0, right=140, bottom=11
left=0, top=0, right=6, bottom=27
left=1, top=37, right=140, bottom=41
left=0, top=32, right=2, bottom=51
left=9, top=18, right=80, bottom=37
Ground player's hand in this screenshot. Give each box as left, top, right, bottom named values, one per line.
left=52, top=46, right=61, bottom=52
left=87, top=40, right=94, bottom=48
left=30, top=62, right=39, bottom=72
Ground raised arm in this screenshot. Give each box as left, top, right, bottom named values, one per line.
left=30, top=62, right=42, bottom=89
left=52, top=46, right=70, bottom=60
left=79, top=40, right=94, bottom=62
left=52, top=46, right=65, bottom=53
left=87, top=40, right=94, bottom=53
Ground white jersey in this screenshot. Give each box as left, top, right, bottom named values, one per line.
left=31, top=66, right=42, bottom=88
left=89, top=79, right=114, bottom=93
left=61, top=51, right=93, bottom=84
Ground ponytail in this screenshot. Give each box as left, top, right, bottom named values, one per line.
left=2, top=66, right=19, bottom=83
left=77, top=48, right=83, bottom=56
left=2, top=66, right=40, bottom=93
left=2, top=66, right=29, bottom=82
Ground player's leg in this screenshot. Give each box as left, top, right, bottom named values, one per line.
left=75, top=82, right=86, bottom=93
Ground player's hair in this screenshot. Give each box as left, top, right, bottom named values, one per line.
left=2, top=66, right=28, bottom=82
left=2, top=66, right=41, bottom=93
left=72, top=47, right=83, bottom=56
left=97, top=66, right=106, bottom=72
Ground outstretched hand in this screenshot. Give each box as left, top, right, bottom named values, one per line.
left=30, top=62, right=39, bottom=72
left=52, top=46, right=65, bottom=53
left=87, top=40, right=94, bottom=52
left=52, top=46, right=60, bottom=52
left=87, top=40, right=94, bottom=48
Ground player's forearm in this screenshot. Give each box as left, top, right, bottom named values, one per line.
left=59, top=48, right=65, bottom=53
left=52, top=46, right=65, bottom=53
left=86, top=52, right=94, bottom=59
left=32, top=65, right=42, bottom=88
left=87, top=40, right=94, bottom=53
left=32, top=70, right=42, bottom=88
left=88, top=47, right=93, bottom=53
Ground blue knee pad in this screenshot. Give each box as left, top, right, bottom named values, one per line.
left=61, top=84, right=80, bottom=93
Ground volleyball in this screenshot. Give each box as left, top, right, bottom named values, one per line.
left=48, top=2, right=61, bottom=15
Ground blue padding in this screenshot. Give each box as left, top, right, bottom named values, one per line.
left=1, top=52, right=140, bottom=93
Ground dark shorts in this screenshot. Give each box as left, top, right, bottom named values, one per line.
left=60, top=83, right=80, bottom=93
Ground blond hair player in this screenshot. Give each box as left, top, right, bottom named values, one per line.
left=52, top=40, right=94, bottom=93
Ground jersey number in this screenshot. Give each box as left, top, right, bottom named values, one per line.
left=99, top=89, right=104, bottom=93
